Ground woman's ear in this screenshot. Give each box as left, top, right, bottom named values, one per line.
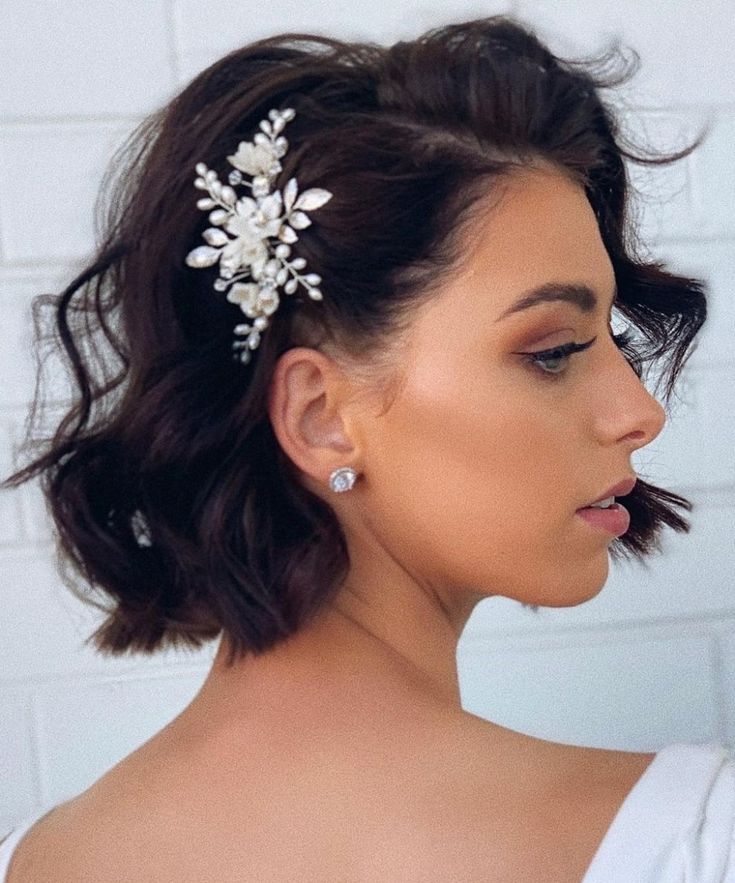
left=267, top=347, right=361, bottom=489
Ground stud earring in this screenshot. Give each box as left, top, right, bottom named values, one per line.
left=329, top=467, right=358, bottom=493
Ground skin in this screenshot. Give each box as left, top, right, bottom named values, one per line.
left=9, top=164, right=667, bottom=882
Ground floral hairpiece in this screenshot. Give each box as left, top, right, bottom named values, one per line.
left=185, top=107, right=333, bottom=364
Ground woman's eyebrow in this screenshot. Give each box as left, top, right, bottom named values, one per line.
left=495, top=282, right=617, bottom=322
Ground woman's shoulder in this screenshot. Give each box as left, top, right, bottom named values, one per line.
left=4, top=728, right=732, bottom=883
left=0, top=804, right=67, bottom=883
left=0, top=734, right=652, bottom=883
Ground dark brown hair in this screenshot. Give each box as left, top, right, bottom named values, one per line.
left=2, top=15, right=708, bottom=665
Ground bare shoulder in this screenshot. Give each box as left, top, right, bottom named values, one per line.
left=450, top=711, right=659, bottom=827
left=4, top=802, right=81, bottom=883
left=447, top=709, right=657, bottom=794
left=389, top=712, right=658, bottom=882
left=6, top=710, right=658, bottom=883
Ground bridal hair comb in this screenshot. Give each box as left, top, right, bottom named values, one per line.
left=185, top=108, right=357, bottom=494
left=184, top=107, right=333, bottom=364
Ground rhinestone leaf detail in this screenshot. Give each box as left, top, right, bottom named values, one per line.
left=185, top=107, right=333, bottom=363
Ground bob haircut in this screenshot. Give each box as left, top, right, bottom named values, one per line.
left=2, top=15, right=708, bottom=666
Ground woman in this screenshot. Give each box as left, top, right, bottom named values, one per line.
left=0, top=14, right=726, bottom=882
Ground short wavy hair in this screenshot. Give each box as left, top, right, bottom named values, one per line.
left=2, top=15, right=708, bottom=665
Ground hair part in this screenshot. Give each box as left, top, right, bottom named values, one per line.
left=2, top=15, right=708, bottom=666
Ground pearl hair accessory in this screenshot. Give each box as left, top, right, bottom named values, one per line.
left=329, top=467, right=358, bottom=493
left=184, top=107, right=333, bottom=364
left=186, top=107, right=351, bottom=494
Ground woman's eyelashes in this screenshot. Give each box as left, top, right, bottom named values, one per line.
left=522, top=329, right=636, bottom=381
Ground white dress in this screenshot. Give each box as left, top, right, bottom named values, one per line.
left=1, top=741, right=734, bottom=881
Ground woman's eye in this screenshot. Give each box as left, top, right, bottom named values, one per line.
left=523, top=339, right=595, bottom=379
left=523, top=330, right=635, bottom=380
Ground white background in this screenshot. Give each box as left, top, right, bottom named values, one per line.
left=0, top=0, right=733, bottom=833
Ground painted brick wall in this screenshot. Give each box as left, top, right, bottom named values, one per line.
left=1, top=0, right=733, bottom=832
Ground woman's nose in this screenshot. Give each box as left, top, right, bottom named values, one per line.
left=628, top=368, right=666, bottom=450
left=615, top=363, right=667, bottom=452
left=625, top=393, right=666, bottom=452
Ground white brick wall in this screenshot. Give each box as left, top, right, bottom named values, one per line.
left=1, top=0, right=733, bottom=832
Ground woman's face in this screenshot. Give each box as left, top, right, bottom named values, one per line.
left=348, top=166, right=666, bottom=612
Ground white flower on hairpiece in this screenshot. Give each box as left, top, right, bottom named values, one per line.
left=228, top=141, right=283, bottom=179
left=227, top=280, right=279, bottom=318
left=185, top=106, right=333, bottom=363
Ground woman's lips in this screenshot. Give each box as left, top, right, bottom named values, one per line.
left=575, top=503, right=631, bottom=536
